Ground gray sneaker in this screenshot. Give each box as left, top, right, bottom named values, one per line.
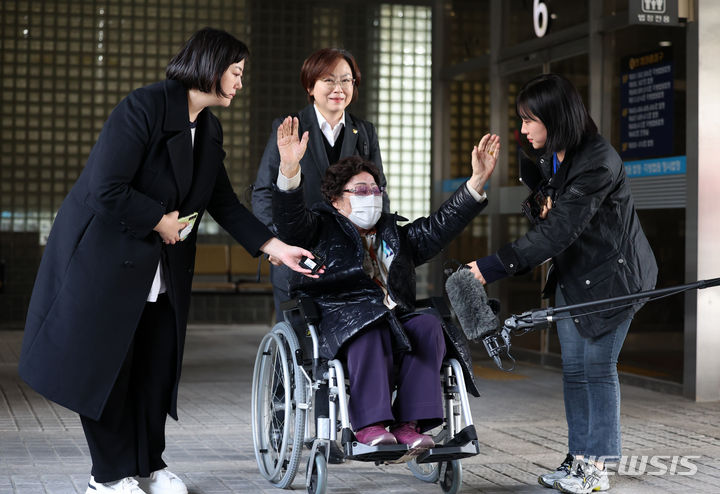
left=554, top=461, right=610, bottom=493
left=538, top=454, right=575, bottom=488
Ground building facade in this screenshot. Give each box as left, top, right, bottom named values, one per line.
left=0, top=0, right=717, bottom=400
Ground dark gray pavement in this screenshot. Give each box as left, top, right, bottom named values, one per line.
left=1, top=324, right=719, bottom=494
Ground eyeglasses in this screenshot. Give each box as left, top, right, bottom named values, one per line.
left=320, top=78, right=355, bottom=90
left=343, top=184, right=385, bottom=196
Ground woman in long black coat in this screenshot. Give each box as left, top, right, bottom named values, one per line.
left=18, top=28, right=315, bottom=494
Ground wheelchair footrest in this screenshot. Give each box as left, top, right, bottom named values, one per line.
left=444, top=425, right=478, bottom=447
left=414, top=440, right=480, bottom=463
left=344, top=441, right=410, bottom=462
left=415, top=425, right=481, bottom=464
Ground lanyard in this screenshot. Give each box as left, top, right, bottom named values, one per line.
left=552, top=152, right=560, bottom=175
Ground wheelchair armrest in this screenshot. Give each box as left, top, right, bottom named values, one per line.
left=415, top=296, right=452, bottom=319
left=281, top=297, right=321, bottom=325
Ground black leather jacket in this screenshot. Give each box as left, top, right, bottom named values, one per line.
left=498, top=134, right=658, bottom=337
left=273, top=180, right=487, bottom=396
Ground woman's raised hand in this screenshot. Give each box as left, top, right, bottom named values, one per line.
left=277, top=116, right=309, bottom=179
left=468, top=133, right=500, bottom=195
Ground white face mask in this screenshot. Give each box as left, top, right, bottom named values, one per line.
left=347, top=194, right=382, bottom=229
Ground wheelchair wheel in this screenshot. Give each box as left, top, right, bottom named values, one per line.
left=438, top=460, right=462, bottom=494
left=408, top=459, right=440, bottom=483
left=407, top=422, right=447, bottom=482
left=251, top=322, right=306, bottom=488
left=306, top=450, right=327, bottom=494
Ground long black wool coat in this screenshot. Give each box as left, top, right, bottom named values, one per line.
left=19, top=79, right=272, bottom=421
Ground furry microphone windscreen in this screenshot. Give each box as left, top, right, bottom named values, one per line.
left=445, top=268, right=499, bottom=340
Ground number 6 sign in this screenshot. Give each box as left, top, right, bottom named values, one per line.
left=533, top=0, right=549, bottom=37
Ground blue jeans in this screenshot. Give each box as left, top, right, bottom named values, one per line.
left=556, top=288, right=631, bottom=462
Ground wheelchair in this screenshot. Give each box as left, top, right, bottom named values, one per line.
left=251, top=297, right=480, bottom=494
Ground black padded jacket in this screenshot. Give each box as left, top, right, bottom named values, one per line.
left=273, top=180, right=487, bottom=396
left=497, top=134, right=658, bottom=337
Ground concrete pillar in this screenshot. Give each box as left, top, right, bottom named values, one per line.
left=684, top=0, right=720, bottom=401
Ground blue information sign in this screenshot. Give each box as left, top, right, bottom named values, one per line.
left=620, top=48, right=674, bottom=159
left=624, top=155, right=686, bottom=178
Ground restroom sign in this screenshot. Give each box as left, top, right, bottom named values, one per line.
left=629, top=0, right=681, bottom=26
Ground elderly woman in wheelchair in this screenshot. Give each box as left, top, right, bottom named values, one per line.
left=251, top=116, right=499, bottom=493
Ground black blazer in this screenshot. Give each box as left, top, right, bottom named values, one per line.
left=19, top=79, right=273, bottom=420
left=251, top=103, right=388, bottom=229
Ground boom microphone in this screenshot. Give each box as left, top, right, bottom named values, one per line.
left=445, top=268, right=499, bottom=340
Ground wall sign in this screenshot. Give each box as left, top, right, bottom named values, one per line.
left=628, top=0, right=682, bottom=26
left=533, top=1, right=682, bottom=38
left=624, top=155, right=686, bottom=178
left=620, top=48, right=674, bottom=159
left=533, top=0, right=549, bottom=38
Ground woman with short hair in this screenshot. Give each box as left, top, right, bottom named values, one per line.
left=252, top=49, right=389, bottom=464
left=19, top=27, right=316, bottom=494
left=252, top=48, right=388, bottom=321
left=470, top=73, right=658, bottom=493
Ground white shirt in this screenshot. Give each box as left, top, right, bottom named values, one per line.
left=277, top=166, right=302, bottom=190
left=313, top=104, right=345, bottom=146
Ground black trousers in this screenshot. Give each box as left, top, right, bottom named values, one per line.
left=80, top=294, right=177, bottom=483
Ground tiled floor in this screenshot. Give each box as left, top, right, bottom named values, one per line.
left=1, top=324, right=719, bottom=493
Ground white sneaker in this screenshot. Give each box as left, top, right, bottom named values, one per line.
left=538, top=453, right=575, bottom=488
left=554, top=461, right=610, bottom=493
left=86, top=476, right=147, bottom=494
left=137, top=469, right=188, bottom=494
